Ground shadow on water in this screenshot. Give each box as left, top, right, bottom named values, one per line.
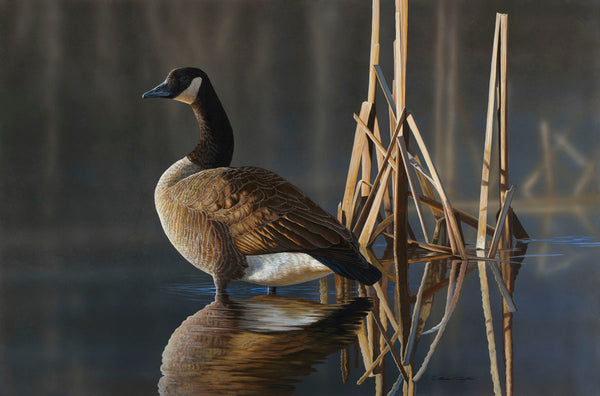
left=158, top=295, right=372, bottom=395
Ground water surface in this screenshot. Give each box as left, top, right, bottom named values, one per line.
left=1, top=0, right=599, bottom=395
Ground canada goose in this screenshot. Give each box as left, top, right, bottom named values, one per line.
left=159, top=295, right=370, bottom=395
left=142, top=67, right=381, bottom=292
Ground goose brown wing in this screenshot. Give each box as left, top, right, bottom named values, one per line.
left=167, top=166, right=355, bottom=256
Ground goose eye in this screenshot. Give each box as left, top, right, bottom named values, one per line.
left=181, top=76, right=191, bottom=85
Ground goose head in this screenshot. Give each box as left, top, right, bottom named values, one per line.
left=142, top=67, right=208, bottom=104
left=142, top=67, right=234, bottom=169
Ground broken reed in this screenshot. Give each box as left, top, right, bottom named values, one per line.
left=331, top=2, right=527, bottom=395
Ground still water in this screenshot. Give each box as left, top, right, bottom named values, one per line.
left=1, top=0, right=599, bottom=395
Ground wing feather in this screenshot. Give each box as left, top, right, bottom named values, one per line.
left=167, top=166, right=355, bottom=256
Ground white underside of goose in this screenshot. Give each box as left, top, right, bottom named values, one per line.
left=242, top=252, right=332, bottom=287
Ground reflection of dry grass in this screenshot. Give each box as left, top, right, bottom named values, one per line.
left=333, top=2, right=529, bottom=395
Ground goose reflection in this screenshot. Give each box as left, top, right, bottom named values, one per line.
left=159, top=295, right=371, bottom=395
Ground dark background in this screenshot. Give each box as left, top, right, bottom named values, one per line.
left=1, top=0, right=598, bottom=395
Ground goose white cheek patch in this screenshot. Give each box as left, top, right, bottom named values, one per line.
left=174, top=77, right=202, bottom=104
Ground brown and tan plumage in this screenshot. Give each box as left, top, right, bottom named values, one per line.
left=143, top=67, right=381, bottom=292
left=159, top=295, right=371, bottom=395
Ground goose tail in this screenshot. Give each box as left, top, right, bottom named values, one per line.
left=309, top=251, right=382, bottom=285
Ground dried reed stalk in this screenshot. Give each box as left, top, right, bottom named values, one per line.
left=341, top=348, right=350, bottom=383
left=420, top=260, right=457, bottom=337
left=397, top=136, right=429, bottom=242
left=376, top=375, right=384, bottom=396
left=355, top=114, right=398, bottom=170
left=361, top=282, right=376, bottom=371
left=393, top=48, right=409, bottom=340
left=375, top=65, right=399, bottom=118
left=501, top=251, right=515, bottom=396
left=373, top=118, right=395, bottom=220
left=368, top=215, right=394, bottom=246
left=390, top=1, right=413, bottom=383
left=474, top=14, right=504, bottom=396
left=319, top=277, right=328, bottom=304
left=408, top=254, right=454, bottom=264
left=356, top=282, right=373, bottom=373
left=414, top=266, right=477, bottom=303
left=371, top=288, right=383, bottom=375
left=477, top=252, right=503, bottom=396
left=373, top=283, right=400, bottom=332
left=395, top=0, right=408, bottom=113
left=353, top=110, right=407, bottom=235
left=410, top=260, right=441, bottom=358
left=476, top=14, right=500, bottom=249
left=406, top=114, right=466, bottom=258
left=376, top=296, right=388, bottom=378
left=403, top=261, right=431, bottom=363
left=359, top=166, right=393, bottom=246
left=341, top=102, right=370, bottom=226
left=368, top=0, right=381, bottom=105
left=349, top=180, right=373, bottom=225
left=408, top=239, right=452, bottom=254
left=487, top=186, right=517, bottom=313
left=361, top=113, right=374, bottom=197
left=372, top=310, right=409, bottom=383
left=338, top=2, right=525, bottom=393
left=411, top=193, right=496, bottom=235
left=407, top=153, right=436, bottom=185
left=356, top=321, right=373, bottom=371
left=497, top=14, right=514, bottom=396
left=357, top=322, right=404, bottom=384
left=393, top=148, right=412, bottom=344
left=498, top=13, right=511, bottom=252
left=488, top=186, right=516, bottom=259
left=413, top=260, right=468, bottom=381
left=377, top=260, right=390, bottom=379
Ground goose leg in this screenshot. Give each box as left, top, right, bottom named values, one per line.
left=206, top=219, right=248, bottom=297
left=214, top=276, right=228, bottom=296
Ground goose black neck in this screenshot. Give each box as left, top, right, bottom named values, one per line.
left=187, top=80, right=234, bottom=169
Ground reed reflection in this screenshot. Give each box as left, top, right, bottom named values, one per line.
left=158, top=295, right=371, bottom=395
